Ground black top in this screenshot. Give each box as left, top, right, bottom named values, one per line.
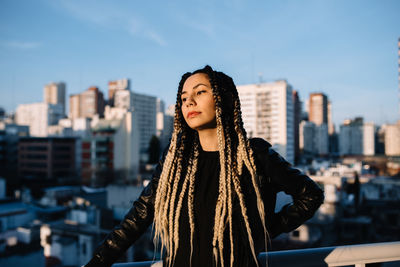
left=173, top=148, right=220, bottom=267
left=85, top=137, right=325, bottom=267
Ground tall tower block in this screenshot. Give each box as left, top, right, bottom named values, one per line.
left=44, top=82, right=66, bottom=115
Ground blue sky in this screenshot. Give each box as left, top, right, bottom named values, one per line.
left=0, top=0, right=399, bottom=127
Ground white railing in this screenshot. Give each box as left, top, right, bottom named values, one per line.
left=112, top=241, right=400, bottom=267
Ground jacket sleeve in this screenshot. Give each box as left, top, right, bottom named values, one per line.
left=84, top=149, right=168, bottom=267
left=251, top=138, right=324, bottom=237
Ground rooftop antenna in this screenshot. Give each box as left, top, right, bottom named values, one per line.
left=251, top=53, right=255, bottom=84
left=258, top=72, right=264, bottom=84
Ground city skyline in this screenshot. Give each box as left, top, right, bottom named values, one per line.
left=1, top=0, right=400, bottom=127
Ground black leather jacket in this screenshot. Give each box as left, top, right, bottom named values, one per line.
left=85, top=138, right=324, bottom=267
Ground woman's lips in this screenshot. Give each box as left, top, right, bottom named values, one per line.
left=187, top=111, right=201, bottom=118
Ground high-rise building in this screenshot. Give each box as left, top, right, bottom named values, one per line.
left=107, top=78, right=158, bottom=162
left=327, top=100, right=338, bottom=154
left=132, top=93, right=157, bottom=162
left=81, top=87, right=105, bottom=118
left=327, top=101, right=335, bottom=134
left=81, top=111, right=139, bottom=185
left=69, top=87, right=105, bottom=119
left=108, top=78, right=130, bottom=106
left=156, top=98, right=165, bottom=137
left=156, top=100, right=174, bottom=151
left=384, top=121, right=400, bottom=156
left=299, top=121, right=315, bottom=154
left=114, top=89, right=133, bottom=110
left=44, top=82, right=66, bottom=115
left=308, top=93, right=332, bottom=156
left=299, top=121, right=328, bottom=155
left=340, top=118, right=363, bottom=155
left=309, top=93, right=328, bottom=125
left=161, top=104, right=175, bottom=151
left=292, top=91, right=302, bottom=163
left=363, top=122, right=375, bottom=156
left=315, top=123, right=329, bottom=155
left=69, top=94, right=81, bottom=119
left=339, top=117, right=375, bottom=156
left=113, top=112, right=140, bottom=178
left=16, top=103, right=64, bottom=137
left=237, top=80, right=294, bottom=164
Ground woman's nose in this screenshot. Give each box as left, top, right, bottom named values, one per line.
left=186, top=95, right=195, bottom=107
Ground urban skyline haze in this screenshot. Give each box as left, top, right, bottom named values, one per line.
left=0, top=0, right=399, bottom=127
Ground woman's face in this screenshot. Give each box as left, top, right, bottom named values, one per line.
left=181, top=73, right=217, bottom=131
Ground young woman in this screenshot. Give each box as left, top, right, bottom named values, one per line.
left=85, top=65, right=324, bottom=267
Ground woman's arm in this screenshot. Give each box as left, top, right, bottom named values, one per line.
left=267, top=148, right=324, bottom=233
left=84, top=152, right=167, bottom=267
left=251, top=138, right=325, bottom=237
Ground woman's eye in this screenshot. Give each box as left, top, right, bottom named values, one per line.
left=181, top=98, right=186, bottom=102
left=197, top=90, right=206, bottom=95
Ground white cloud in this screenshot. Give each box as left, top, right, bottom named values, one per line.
left=128, top=18, right=142, bottom=35
left=56, top=0, right=167, bottom=46
left=171, top=6, right=216, bottom=38
left=145, top=31, right=167, bottom=47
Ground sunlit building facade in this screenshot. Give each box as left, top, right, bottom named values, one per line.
left=309, top=93, right=328, bottom=125
left=69, top=94, right=81, bottom=119
left=307, top=92, right=332, bottom=155
left=108, top=78, right=130, bottom=107
left=69, top=87, right=105, bottom=120
left=81, top=111, right=139, bottom=185
left=237, top=80, right=294, bottom=164
left=114, top=89, right=133, bottom=110
left=384, top=122, right=400, bottom=156
left=16, top=102, right=64, bottom=137
left=363, top=122, right=375, bottom=156
left=44, top=82, right=66, bottom=116
left=81, top=87, right=105, bottom=118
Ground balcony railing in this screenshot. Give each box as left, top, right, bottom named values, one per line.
left=112, top=241, right=400, bottom=267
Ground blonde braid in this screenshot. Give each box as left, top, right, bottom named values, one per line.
left=240, top=134, right=270, bottom=245
left=187, top=141, right=199, bottom=265
left=214, top=108, right=228, bottom=267
left=170, top=147, right=194, bottom=266
left=231, top=150, right=258, bottom=266
left=154, top=130, right=178, bottom=255
left=167, top=154, right=183, bottom=262
left=162, top=142, right=182, bottom=257
left=225, top=132, right=235, bottom=267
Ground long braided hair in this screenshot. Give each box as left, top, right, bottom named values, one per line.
left=153, top=65, right=269, bottom=267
